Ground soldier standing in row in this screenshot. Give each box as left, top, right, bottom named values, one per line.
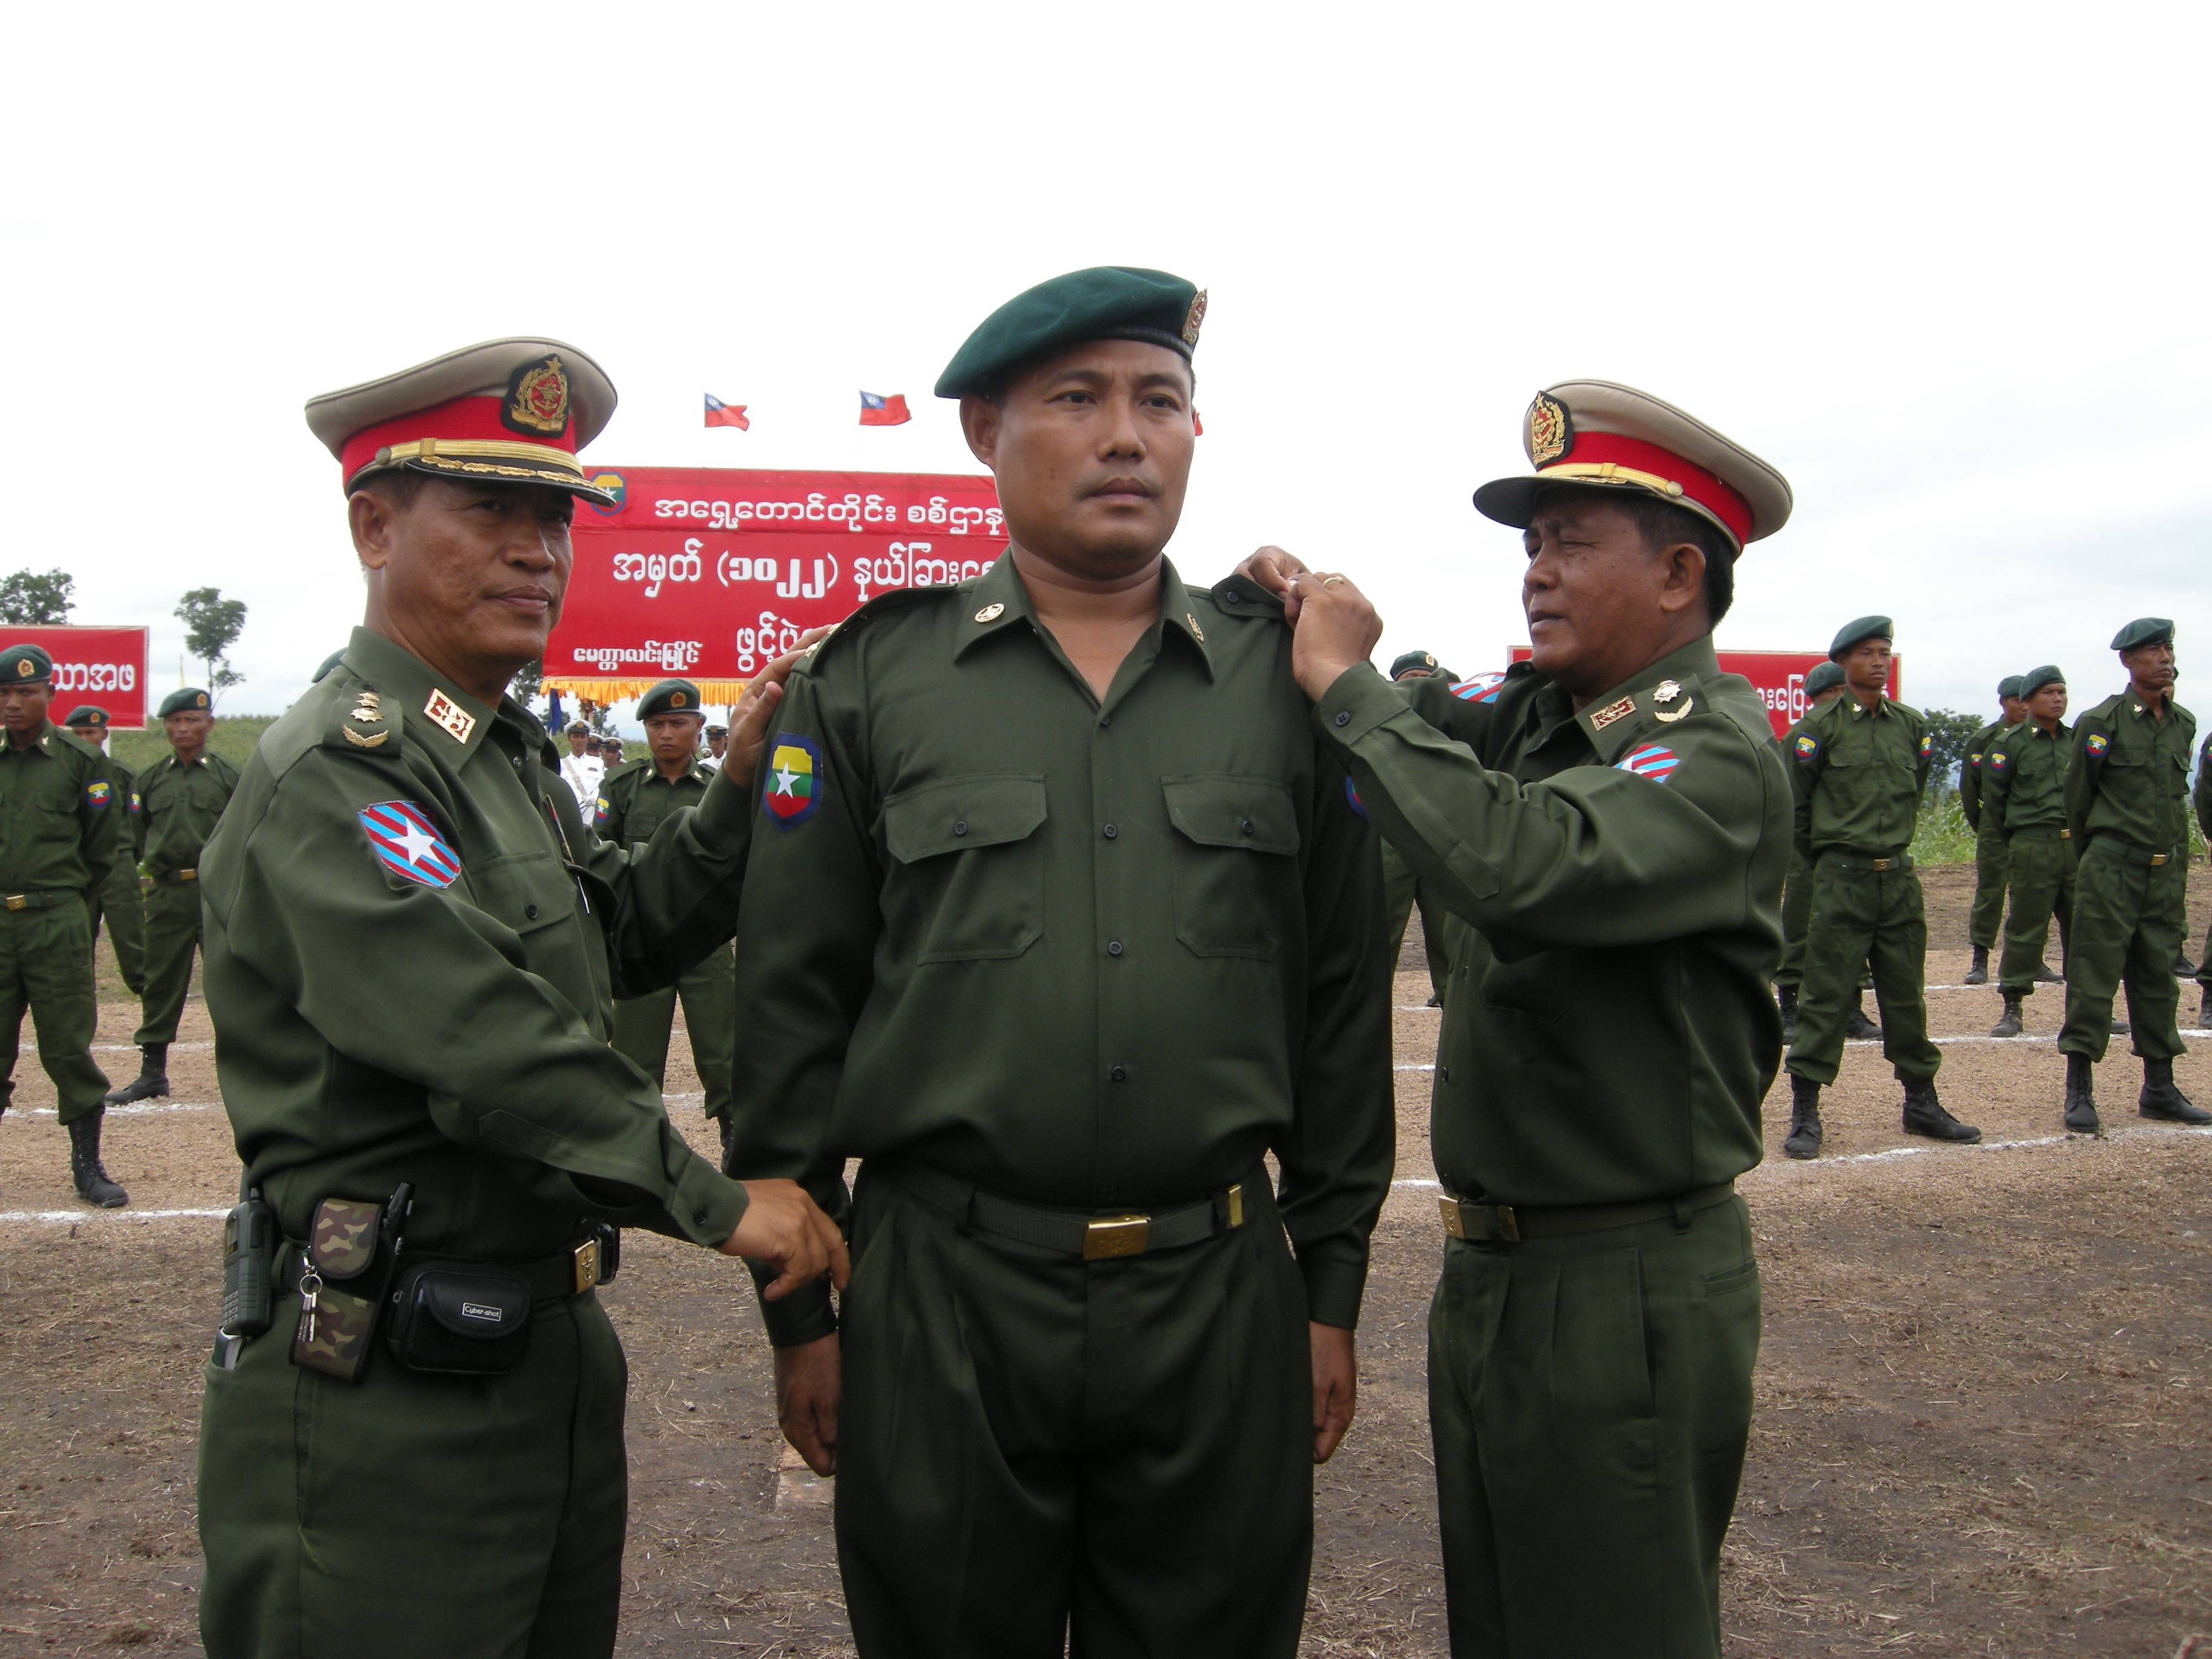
left=196, top=338, right=846, bottom=1658
left=62, top=703, right=147, bottom=998
left=1384, top=649, right=1453, bottom=1006
left=1986, top=666, right=2074, bottom=1039
left=2055, top=619, right=2206, bottom=1130
left=0, top=645, right=126, bottom=1206
left=1784, top=617, right=1979, bottom=1156
left=1959, top=674, right=2027, bottom=984
left=1775, top=659, right=1844, bottom=1048
left=106, top=688, right=238, bottom=1105
left=594, top=678, right=737, bottom=1152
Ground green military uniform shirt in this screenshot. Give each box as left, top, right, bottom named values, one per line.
left=2067, top=691, right=2199, bottom=851
left=1792, top=692, right=1931, bottom=857
left=726, top=558, right=1394, bottom=1346
left=1958, top=717, right=2013, bottom=835
left=594, top=755, right=712, bottom=846
left=109, top=755, right=141, bottom=859
left=200, top=628, right=757, bottom=1261
left=136, top=749, right=239, bottom=875
left=0, top=722, right=118, bottom=895
left=1986, top=719, right=2071, bottom=832
left=1314, top=634, right=1790, bottom=1206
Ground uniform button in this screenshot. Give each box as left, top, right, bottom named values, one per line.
left=1103, top=823, right=1118, bottom=839
left=693, top=1206, right=711, bottom=1224
left=1109, top=1065, right=1127, bottom=1082
left=525, top=904, right=539, bottom=920
left=953, top=820, right=968, bottom=836
left=1099, top=714, right=1112, bottom=728
left=1333, top=710, right=1351, bottom=728
left=1439, top=1065, right=1451, bottom=1084
left=1223, top=589, right=1241, bottom=604
left=1240, top=819, right=1254, bottom=836
left=1108, top=940, right=1124, bottom=957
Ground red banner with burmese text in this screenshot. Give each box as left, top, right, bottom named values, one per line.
left=1509, top=647, right=1900, bottom=740
left=0, top=625, right=152, bottom=729
left=544, top=468, right=1008, bottom=704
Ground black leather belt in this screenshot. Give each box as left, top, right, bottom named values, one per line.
left=1439, top=1181, right=1738, bottom=1245
left=1, top=890, right=78, bottom=911
left=2010, top=826, right=2070, bottom=841
left=2091, top=836, right=2179, bottom=868
left=276, top=1238, right=611, bottom=1300
left=878, top=1161, right=1249, bottom=1261
left=154, top=867, right=199, bottom=884
left=1820, top=851, right=1913, bottom=873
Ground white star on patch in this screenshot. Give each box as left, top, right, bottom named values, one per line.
left=771, top=763, right=801, bottom=797
left=392, top=817, right=444, bottom=869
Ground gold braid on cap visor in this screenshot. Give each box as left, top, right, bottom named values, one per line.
left=366, top=437, right=586, bottom=478
left=1536, top=460, right=1689, bottom=500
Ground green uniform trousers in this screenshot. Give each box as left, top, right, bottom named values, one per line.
left=134, top=878, right=205, bottom=1049
left=1968, top=829, right=2010, bottom=951
left=1997, top=832, right=2075, bottom=994
left=0, top=895, right=109, bottom=1125
left=2060, top=838, right=2188, bottom=1062
left=87, top=864, right=145, bottom=995
left=833, top=1165, right=1313, bottom=1658
left=1383, top=841, right=1450, bottom=1002
left=609, top=941, right=735, bottom=1120
left=1786, top=857, right=1940, bottom=1086
left=1776, top=847, right=1812, bottom=988
left=1428, top=1194, right=1760, bottom=1659
left=197, top=1278, right=628, bottom=1659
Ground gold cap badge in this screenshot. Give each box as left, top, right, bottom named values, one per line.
left=1527, top=391, right=1573, bottom=467
left=504, top=354, right=570, bottom=436
left=15, top=660, right=30, bottom=678
left=1182, top=290, right=1208, bottom=348
left=671, top=692, right=687, bottom=708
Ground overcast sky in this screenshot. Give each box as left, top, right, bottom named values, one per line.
left=8, top=4, right=2206, bottom=727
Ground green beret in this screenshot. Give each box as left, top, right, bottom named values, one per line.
left=311, top=650, right=346, bottom=685
left=159, top=687, right=212, bottom=718
left=1804, top=660, right=1846, bottom=697
left=935, top=267, right=1204, bottom=399
left=2110, top=617, right=2174, bottom=652
left=63, top=705, right=110, bottom=729
left=1828, top=615, right=1893, bottom=660
left=637, top=679, right=704, bottom=721
left=1997, top=675, right=2025, bottom=699
left=0, top=644, right=53, bottom=684
left=1389, top=650, right=1442, bottom=680
left=2019, top=664, right=2064, bottom=695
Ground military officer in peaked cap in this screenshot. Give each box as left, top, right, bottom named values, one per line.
left=1784, top=616, right=1980, bottom=1156
left=106, top=687, right=238, bottom=1106
left=593, top=678, right=738, bottom=1151
left=194, top=338, right=847, bottom=1659
left=62, top=704, right=147, bottom=999
left=1959, top=675, right=2029, bottom=984
left=1245, top=379, right=1791, bottom=1658
left=2054, top=619, right=2205, bottom=1130
left=1985, top=665, right=2075, bottom=1040
left=0, top=645, right=127, bottom=1205
left=724, top=268, right=1394, bottom=1657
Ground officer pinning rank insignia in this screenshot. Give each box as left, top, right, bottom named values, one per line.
left=359, top=801, right=461, bottom=890
left=85, top=779, right=112, bottom=810
left=1451, top=671, right=1506, bottom=704
left=764, top=734, right=822, bottom=829
left=1615, top=744, right=1682, bottom=784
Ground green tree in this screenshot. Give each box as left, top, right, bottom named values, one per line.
left=175, top=587, right=248, bottom=698
left=0, top=568, right=75, bottom=624
left=509, top=658, right=544, bottom=705
left=1919, top=708, right=1981, bottom=801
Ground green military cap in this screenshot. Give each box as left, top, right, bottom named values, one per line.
left=2020, top=664, right=2065, bottom=695
left=637, top=679, right=705, bottom=721
left=0, top=643, right=54, bottom=684
left=1803, top=660, right=1846, bottom=697
left=62, top=705, right=111, bottom=729
left=1389, top=650, right=1442, bottom=680
left=311, top=650, right=346, bottom=684
left=2110, top=617, right=2174, bottom=651
left=159, top=687, right=213, bottom=718
left=1827, top=615, right=1892, bottom=660
left=935, top=267, right=1206, bottom=399
left=1997, top=674, right=2026, bottom=698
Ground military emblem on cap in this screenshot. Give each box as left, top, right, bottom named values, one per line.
left=64, top=706, right=109, bottom=729
left=14, top=658, right=33, bottom=678
left=672, top=692, right=687, bottom=708
left=504, top=355, right=570, bottom=436
left=157, top=686, right=212, bottom=718
left=1527, top=392, right=1574, bottom=467
left=1181, top=290, right=1208, bottom=348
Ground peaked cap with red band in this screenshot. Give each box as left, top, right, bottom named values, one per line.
left=304, top=337, right=619, bottom=508
left=1473, top=379, right=1792, bottom=553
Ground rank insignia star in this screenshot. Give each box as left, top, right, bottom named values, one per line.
left=360, top=800, right=461, bottom=889
left=763, top=733, right=822, bottom=830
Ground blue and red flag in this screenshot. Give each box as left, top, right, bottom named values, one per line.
left=705, top=394, right=750, bottom=430
left=858, top=392, right=911, bottom=427
left=361, top=800, right=462, bottom=889
left=1614, top=744, right=1682, bottom=785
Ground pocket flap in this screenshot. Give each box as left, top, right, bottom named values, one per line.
left=418, top=1270, right=534, bottom=1340
left=307, top=1197, right=384, bottom=1281
left=1162, top=776, right=1300, bottom=854
left=885, top=775, right=1048, bottom=863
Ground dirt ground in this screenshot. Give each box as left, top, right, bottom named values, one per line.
left=3, top=864, right=2209, bottom=1656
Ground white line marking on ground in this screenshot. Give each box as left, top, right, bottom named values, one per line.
left=1749, top=1120, right=2212, bottom=1172
left=0, top=1207, right=227, bottom=1224
left=6, top=1102, right=219, bottom=1121
left=92, top=1041, right=212, bottom=1052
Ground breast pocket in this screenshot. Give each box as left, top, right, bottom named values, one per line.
left=883, top=775, right=1047, bottom=964
left=1162, top=775, right=1300, bottom=961
left=466, top=852, right=589, bottom=972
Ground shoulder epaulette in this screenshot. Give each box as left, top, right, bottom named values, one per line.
left=794, top=583, right=950, bottom=677
left=1197, top=576, right=1286, bottom=622
left=321, top=673, right=400, bottom=758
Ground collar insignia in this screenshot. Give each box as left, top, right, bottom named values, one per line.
left=424, top=690, right=477, bottom=745
left=1653, top=692, right=1694, bottom=723
left=974, top=603, right=1005, bottom=623
left=1186, top=613, right=1205, bottom=643
left=1527, top=391, right=1573, bottom=466
left=504, top=354, right=570, bottom=436
left=1589, top=695, right=1636, bottom=731
left=1653, top=679, right=1683, bottom=703
left=1181, top=290, right=1208, bottom=348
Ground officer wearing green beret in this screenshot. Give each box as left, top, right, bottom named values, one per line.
left=2053, top=619, right=2205, bottom=1130
left=594, top=679, right=737, bottom=1149
left=1959, top=674, right=2028, bottom=984
left=1785, top=617, right=1980, bottom=1156
left=1986, top=666, right=2076, bottom=1039
left=105, top=688, right=238, bottom=1105
left=725, top=269, right=1393, bottom=1657
left=1383, top=650, right=1453, bottom=1006
left=195, top=338, right=847, bottom=1659
left=62, top=705, right=147, bottom=998
left=0, top=645, right=127, bottom=1205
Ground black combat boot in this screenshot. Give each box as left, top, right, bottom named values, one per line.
left=2199, top=985, right=2210, bottom=1030
left=67, top=1112, right=128, bottom=1208
left=1845, top=993, right=1882, bottom=1040
left=1782, top=1075, right=1823, bottom=1160
left=2062, top=1052, right=2099, bottom=1133
left=2176, top=949, right=2199, bottom=978
left=1901, top=1080, right=1980, bottom=1142
left=1777, top=985, right=1799, bottom=1042
left=1990, top=990, right=2025, bottom=1039
left=1963, top=945, right=1990, bottom=987
left=716, top=1113, right=735, bottom=1164
left=103, top=1045, right=169, bottom=1106
left=2034, top=959, right=2063, bottom=984
left=2139, top=1059, right=2211, bottom=1124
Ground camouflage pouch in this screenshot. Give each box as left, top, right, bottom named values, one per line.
left=290, top=1283, right=379, bottom=1381
left=307, top=1198, right=383, bottom=1280
left=289, top=1193, right=409, bottom=1384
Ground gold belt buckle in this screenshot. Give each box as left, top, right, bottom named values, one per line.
left=2059, top=829, right=2071, bottom=839
left=1439, top=1196, right=1468, bottom=1239
left=1225, top=1183, right=1244, bottom=1229
left=571, top=1237, right=601, bottom=1293
left=178, top=868, right=197, bottom=881
left=2150, top=853, right=2168, bottom=867
left=1083, top=1214, right=1150, bottom=1261
left=1870, top=858, right=1892, bottom=872
left=2, top=895, right=23, bottom=911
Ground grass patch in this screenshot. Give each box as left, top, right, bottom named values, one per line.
left=108, top=716, right=274, bottom=775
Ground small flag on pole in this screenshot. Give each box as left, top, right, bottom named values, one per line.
left=858, top=391, right=911, bottom=427
left=705, top=394, right=750, bottom=430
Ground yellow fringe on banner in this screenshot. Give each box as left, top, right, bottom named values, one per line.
left=542, top=679, right=756, bottom=706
